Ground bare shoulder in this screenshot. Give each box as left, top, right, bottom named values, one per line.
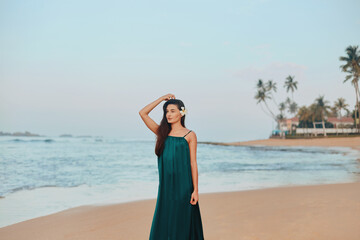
left=187, top=130, right=197, bottom=142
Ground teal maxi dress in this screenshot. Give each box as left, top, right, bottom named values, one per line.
left=149, top=130, right=205, bottom=240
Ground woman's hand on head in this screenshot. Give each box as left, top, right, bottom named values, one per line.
left=161, top=94, right=175, bottom=101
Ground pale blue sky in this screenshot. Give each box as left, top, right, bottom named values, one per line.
left=1, top=0, right=359, bottom=142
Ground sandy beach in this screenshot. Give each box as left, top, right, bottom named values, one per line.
left=1, top=137, right=360, bottom=240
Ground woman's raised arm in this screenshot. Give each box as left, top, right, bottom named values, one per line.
left=139, top=94, right=175, bottom=134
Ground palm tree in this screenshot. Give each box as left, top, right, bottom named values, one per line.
left=297, top=105, right=312, bottom=135
left=329, top=106, right=338, bottom=118
left=255, top=77, right=301, bottom=138
left=255, top=80, right=284, bottom=137
left=279, top=102, right=286, bottom=117
left=254, top=89, right=276, bottom=119
left=283, top=96, right=299, bottom=117
left=256, top=79, right=266, bottom=90
left=339, top=45, right=360, bottom=131
left=351, top=104, right=360, bottom=126
left=255, top=79, right=277, bottom=118
left=265, top=80, right=278, bottom=106
left=276, top=113, right=285, bottom=133
left=334, top=98, right=350, bottom=131
left=284, top=75, right=298, bottom=101
left=309, top=103, right=319, bottom=136
left=285, top=97, right=292, bottom=107
left=314, top=95, right=331, bottom=136
left=288, top=101, right=299, bottom=116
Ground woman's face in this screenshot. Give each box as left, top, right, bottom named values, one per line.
left=166, top=104, right=181, bottom=123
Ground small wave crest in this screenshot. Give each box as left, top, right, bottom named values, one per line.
left=9, top=138, right=55, bottom=143
left=0, top=183, right=85, bottom=198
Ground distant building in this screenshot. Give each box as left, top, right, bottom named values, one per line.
left=279, top=117, right=299, bottom=132
left=295, top=116, right=356, bottom=135
left=279, top=116, right=353, bottom=131
left=274, top=116, right=357, bottom=136
left=326, top=117, right=354, bottom=127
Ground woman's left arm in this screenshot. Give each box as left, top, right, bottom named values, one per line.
left=188, top=132, right=199, bottom=205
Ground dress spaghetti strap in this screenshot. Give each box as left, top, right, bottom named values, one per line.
left=183, top=130, right=192, bottom=137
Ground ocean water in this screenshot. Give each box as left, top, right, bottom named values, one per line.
left=0, top=136, right=359, bottom=227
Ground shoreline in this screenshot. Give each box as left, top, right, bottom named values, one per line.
left=202, top=136, right=360, bottom=159
left=1, top=136, right=360, bottom=239
left=203, top=136, right=360, bottom=150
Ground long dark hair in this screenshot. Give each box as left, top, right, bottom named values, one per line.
left=155, top=99, right=186, bottom=157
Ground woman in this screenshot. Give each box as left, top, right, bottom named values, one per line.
left=139, top=93, right=205, bottom=240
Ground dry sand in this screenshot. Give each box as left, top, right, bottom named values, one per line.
left=1, top=136, right=360, bottom=240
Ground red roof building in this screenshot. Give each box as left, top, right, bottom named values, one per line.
left=326, top=117, right=354, bottom=127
